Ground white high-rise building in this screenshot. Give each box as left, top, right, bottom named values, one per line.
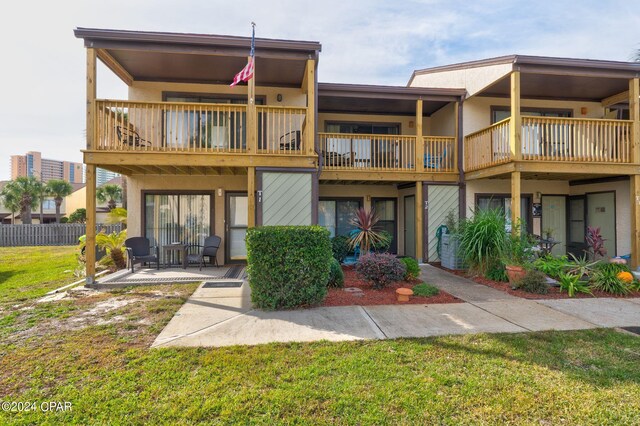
left=96, top=168, right=121, bottom=187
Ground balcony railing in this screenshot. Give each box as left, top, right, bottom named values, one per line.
left=464, top=117, right=633, bottom=172
left=319, top=133, right=456, bottom=173
left=94, top=100, right=308, bottom=155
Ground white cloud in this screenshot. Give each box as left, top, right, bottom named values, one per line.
left=0, top=0, right=638, bottom=179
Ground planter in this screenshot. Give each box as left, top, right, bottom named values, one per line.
left=505, top=264, right=527, bottom=285
left=440, top=234, right=465, bottom=270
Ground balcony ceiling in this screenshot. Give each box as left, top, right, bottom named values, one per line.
left=75, top=28, right=321, bottom=87
left=318, top=83, right=465, bottom=116
left=481, top=73, right=631, bottom=101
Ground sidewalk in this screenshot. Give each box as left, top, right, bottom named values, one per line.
left=152, top=265, right=640, bottom=348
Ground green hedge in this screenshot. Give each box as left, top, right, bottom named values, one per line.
left=246, top=225, right=332, bottom=310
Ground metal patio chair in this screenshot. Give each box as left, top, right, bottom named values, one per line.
left=124, top=237, right=160, bottom=272
left=186, top=235, right=222, bottom=270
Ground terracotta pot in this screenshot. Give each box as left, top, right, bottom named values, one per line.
left=505, top=264, right=526, bottom=285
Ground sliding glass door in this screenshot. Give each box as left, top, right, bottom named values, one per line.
left=144, top=192, right=213, bottom=262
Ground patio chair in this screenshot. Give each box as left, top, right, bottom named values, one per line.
left=279, top=130, right=301, bottom=150
left=124, top=237, right=160, bottom=273
left=116, top=125, right=152, bottom=148
left=425, top=148, right=447, bottom=169
left=186, top=235, right=222, bottom=270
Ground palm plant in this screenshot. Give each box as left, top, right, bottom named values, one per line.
left=105, top=207, right=127, bottom=226
left=95, top=230, right=128, bottom=270
left=45, top=179, right=73, bottom=223
left=96, top=184, right=122, bottom=211
left=0, top=185, right=20, bottom=224
left=1, top=177, right=43, bottom=224
left=349, top=207, right=384, bottom=255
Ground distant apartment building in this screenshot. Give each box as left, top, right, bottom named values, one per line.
left=96, top=168, right=121, bottom=187
left=10, top=151, right=84, bottom=184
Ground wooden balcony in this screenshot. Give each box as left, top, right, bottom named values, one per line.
left=319, top=132, right=457, bottom=182
left=464, top=116, right=636, bottom=179
left=87, top=100, right=317, bottom=174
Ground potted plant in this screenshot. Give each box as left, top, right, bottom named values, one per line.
left=502, top=223, right=536, bottom=285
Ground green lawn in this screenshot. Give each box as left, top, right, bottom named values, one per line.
left=1, top=247, right=639, bottom=424
left=0, top=246, right=78, bottom=305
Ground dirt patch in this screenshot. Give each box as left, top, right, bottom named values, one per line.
left=435, top=264, right=640, bottom=300
left=322, top=266, right=461, bottom=307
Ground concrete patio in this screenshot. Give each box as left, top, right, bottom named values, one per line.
left=152, top=264, right=640, bottom=348
left=93, top=265, right=246, bottom=288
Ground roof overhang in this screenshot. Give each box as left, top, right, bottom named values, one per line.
left=411, top=55, right=640, bottom=102
left=74, top=28, right=321, bottom=87
left=318, top=83, right=465, bottom=116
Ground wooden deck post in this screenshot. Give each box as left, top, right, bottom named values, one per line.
left=305, top=59, right=316, bottom=156
left=415, top=99, right=424, bottom=172
left=85, top=47, right=97, bottom=285
left=247, top=56, right=257, bottom=154
left=247, top=166, right=256, bottom=228
left=629, top=78, right=640, bottom=268
left=416, top=181, right=423, bottom=262
left=511, top=171, right=521, bottom=235
left=86, top=165, right=97, bottom=284
left=510, top=71, right=522, bottom=161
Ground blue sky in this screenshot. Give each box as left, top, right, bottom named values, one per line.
left=0, top=0, right=638, bottom=180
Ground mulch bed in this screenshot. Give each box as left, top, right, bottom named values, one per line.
left=435, top=263, right=640, bottom=300
left=321, top=266, right=461, bottom=307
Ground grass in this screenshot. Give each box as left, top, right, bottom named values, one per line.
left=1, top=247, right=640, bottom=424
left=0, top=246, right=78, bottom=305
left=412, top=282, right=439, bottom=297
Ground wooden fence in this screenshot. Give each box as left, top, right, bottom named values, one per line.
left=0, top=224, right=123, bottom=247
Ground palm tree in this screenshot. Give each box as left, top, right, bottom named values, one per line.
left=96, top=184, right=122, bottom=211
left=0, top=185, right=20, bottom=224
left=2, top=177, right=43, bottom=224
left=45, top=179, right=73, bottom=223
left=96, top=230, right=127, bottom=270
left=106, top=207, right=127, bottom=227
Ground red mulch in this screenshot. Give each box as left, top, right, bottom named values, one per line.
left=435, top=263, right=640, bottom=300
left=321, top=266, right=462, bottom=307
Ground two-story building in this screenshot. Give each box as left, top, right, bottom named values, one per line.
left=75, top=28, right=640, bottom=284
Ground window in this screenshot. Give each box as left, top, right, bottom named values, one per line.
left=324, top=122, right=401, bottom=167
left=491, top=107, right=572, bottom=124
left=42, top=199, right=56, bottom=210
left=163, top=94, right=264, bottom=149
left=144, top=192, right=213, bottom=261
left=318, top=198, right=362, bottom=237
left=476, top=194, right=532, bottom=233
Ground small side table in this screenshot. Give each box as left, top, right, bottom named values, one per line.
left=163, top=243, right=187, bottom=269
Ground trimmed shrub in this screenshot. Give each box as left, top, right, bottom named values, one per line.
left=327, top=258, right=344, bottom=288
left=515, top=269, right=549, bottom=294
left=372, top=230, right=392, bottom=253
left=331, top=235, right=350, bottom=263
left=355, top=253, right=406, bottom=289
left=412, top=282, right=439, bottom=297
left=246, top=226, right=332, bottom=310
left=400, top=257, right=420, bottom=280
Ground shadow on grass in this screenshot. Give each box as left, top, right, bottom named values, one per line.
left=413, top=328, right=640, bottom=387
left=0, top=270, right=15, bottom=285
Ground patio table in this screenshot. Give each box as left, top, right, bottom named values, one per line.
left=163, top=243, right=188, bottom=269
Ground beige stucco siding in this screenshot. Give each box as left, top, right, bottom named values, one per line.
left=128, top=81, right=306, bottom=107
left=429, top=102, right=456, bottom=137
left=463, top=96, right=605, bottom=136
left=318, top=113, right=431, bottom=136
left=410, top=63, right=513, bottom=96
left=570, top=180, right=630, bottom=257
left=127, top=175, right=247, bottom=264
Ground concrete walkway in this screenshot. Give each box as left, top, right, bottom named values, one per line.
left=152, top=265, right=640, bottom=348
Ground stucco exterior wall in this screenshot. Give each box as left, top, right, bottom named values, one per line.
left=410, top=63, right=513, bottom=96
left=318, top=113, right=431, bottom=136
left=127, top=175, right=248, bottom=264
left=465, top=179, right=570, bottom=236
left=128, top=81, right=306, bottom=107
left=463, top=96, right=605, bottom=136
left=429, top=102, right=456, bottom=137
left=570, top=180, right=630, bottom=257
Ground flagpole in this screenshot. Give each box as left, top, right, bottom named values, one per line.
left=247, top=22, right=256, bottom=154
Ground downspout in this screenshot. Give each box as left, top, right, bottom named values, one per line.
left=312, top=51, right=321, bottom=225
left=457, top=96, right=466, bottom=220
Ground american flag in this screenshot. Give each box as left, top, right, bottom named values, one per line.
left=230, top=23, right=255, bottom=87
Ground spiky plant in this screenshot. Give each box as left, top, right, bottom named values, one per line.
left=585, top=226, right=606, bottom=260
left=96, top=230, right=128, bottom=270
left=45, top=179, right=73, bottom=223
left=106, top=207, right=127, bottom=227
left=349, top=207, right=384, bottom=255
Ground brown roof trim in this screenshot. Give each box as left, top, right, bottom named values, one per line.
left=74, top=27, right=321, bottom=55
left=319, top=82, right=465, bottom=102
left=409, top=54, right=640, bottom=85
